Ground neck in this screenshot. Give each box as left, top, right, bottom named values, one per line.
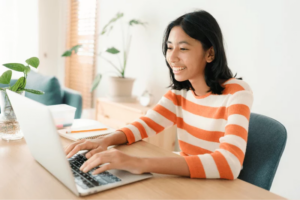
left=189, top=75, right=210, bottom=96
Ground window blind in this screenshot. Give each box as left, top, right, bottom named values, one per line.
left=65, top=0, right=98, bottom=109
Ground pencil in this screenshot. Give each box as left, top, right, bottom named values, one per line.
left=68, top=128, right=108, bottom=134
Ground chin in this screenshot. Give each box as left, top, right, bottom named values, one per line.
left=174, top=75, right=188, bottom=82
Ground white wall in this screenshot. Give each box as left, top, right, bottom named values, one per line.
left=95, top=0, right=300, bottom=199
left=38, top=0, right=67, bottom=84
left=0, top=0, right=66, bottom=84
left=0, top=0, right=38, bottom=79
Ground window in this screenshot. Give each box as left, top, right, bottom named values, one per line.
left=65, top=0, right=98, bottom=109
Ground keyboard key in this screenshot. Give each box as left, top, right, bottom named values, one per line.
left=86, top=182, right=94, bottom=188
left=87, top=178, right=100, bottom=186
left=80, top=184, right=88, bottom=189
left=98, top=175, right=114, bottom=184
left=94, top=177, right=108, bottom=185
left=69, top=154, right=122, bottom=189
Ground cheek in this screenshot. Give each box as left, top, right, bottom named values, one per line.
left=183, top=53, right=198, bottom=68
left=165, top=52, right=168, bottom=61
left=186, top=52, right=205, bottom=69
left=166, top=54, right=170, bottom=64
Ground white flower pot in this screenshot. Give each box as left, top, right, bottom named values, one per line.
left=107, top=76, right=136, bottom=102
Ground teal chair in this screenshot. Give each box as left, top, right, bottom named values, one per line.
left=238, top=113, right=287, bottom=190
left=0, top=71, right=82, bottom=118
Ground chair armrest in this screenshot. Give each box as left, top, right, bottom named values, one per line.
left=62, top=87, right=82, bottom=119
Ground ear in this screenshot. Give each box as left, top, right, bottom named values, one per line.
left=206, top=47, right=215, bottom=63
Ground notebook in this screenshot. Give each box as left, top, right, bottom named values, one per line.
left=58, top=119, right=115, bottom=141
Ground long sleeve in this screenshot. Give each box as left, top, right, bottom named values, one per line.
left=184, top=90, right=253, bottom=179
left=118, top=90, right=177, bottom=145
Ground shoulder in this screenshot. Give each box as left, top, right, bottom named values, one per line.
left=162, top=89, right=178, bottom=102
left=165, top=88, right=188, bottom=96
left=162, top=89, right=189, bottom=103
left=222, top=78, right=252, bottom=95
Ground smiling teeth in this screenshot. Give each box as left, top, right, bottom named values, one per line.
left=173, top=67, right=187, bottom=71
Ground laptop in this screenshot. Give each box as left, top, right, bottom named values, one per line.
left=6, top=90, right=153, bottom=196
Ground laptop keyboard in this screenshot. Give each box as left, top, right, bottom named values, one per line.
left=69, top=154, right=121, bottom=189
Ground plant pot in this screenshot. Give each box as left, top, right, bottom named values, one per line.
left=0, top=90, right=25, bottom=141
left=107, top=76, right=136, bottom=102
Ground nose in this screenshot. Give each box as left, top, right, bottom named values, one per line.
left=167, top=48, right=179, bottom=63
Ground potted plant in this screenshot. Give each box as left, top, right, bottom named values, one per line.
left=0, top=57, right=44, bottom=141
left=62, top=12, right=146, bottom=102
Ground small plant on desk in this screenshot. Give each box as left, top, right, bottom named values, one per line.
left=0, top=57, right=45, bottom=95
left=0, top=57, right=44, bottom=140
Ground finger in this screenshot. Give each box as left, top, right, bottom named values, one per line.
left=65, top=139, right=85, bottom=155
left=81, top=152, right=111, bottom=173
left=80, top=152, right=101, bottom=170
left=67, top=142, right=88, bottom=158
left=81, top=156, right=103, bottom=173
left=93, top=163, right=112, bottom=175
left=65, top=139, right=84, bottom=154
left=86, top=147, right=106, bottom=159
left=80, top=152, right=105, bottom=171
left=82, top=150, right=113, bottom=170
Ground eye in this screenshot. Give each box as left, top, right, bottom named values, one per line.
left=180, top=48, right=188, bottom=51
left=167, top=47, right=173, bottom=50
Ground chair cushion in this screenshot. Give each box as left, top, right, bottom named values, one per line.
left=25, top=71, right=63, bottom=105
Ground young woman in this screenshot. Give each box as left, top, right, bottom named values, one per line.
left=65, top=10, right=253, bottom=180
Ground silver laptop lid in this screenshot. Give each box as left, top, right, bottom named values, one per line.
left=6, top=90, right=78, bottom=196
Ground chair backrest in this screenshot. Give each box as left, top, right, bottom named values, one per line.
left=238, top=113, right=287, bottom=190
left=25, top=71, right=63, bottom=105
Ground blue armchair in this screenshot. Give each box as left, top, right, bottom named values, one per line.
left=0, top=71, right=82, bottom=119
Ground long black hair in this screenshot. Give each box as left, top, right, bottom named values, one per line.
left=162, top=10, right=241, bottom=94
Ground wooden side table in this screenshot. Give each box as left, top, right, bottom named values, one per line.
left=96, top=98, right=177, bottom=151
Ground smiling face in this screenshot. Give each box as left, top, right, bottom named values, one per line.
left=166, top=26, right=214, bottom=82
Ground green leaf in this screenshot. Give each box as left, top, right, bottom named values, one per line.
left=101, top=12, right=124, bottom=35
left=0, top=70, right=12, bottom=84
left=61, top=44, right=82, bottom=57
left=117, top=12, right=124, bottom=18
left=70, top=44, right=82, bottom=53
left=61, top=50, right=72, bottom=57
left=24, top=66, right=31, bottom=75
left=3, top=63, right=26, bottom=72
left=25, top=57, right=40, bottom=68
left=108, top=12, right=124, bottom=24
left=10, top=77, right=26, bottom=92
left=107, top=26, right=113, bottom=36
left=106, top=47, right=120, bottom=54
left=129, top=19, right=147, bottom=26
left=90, top=74, right=102, bottom=92
left=24, top=88, right=44, bottom=95
left=101, top=29, right=106, bottom=35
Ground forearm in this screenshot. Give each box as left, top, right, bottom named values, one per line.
left=103, top=130, right=128, bottom=146
left=139, top=156, right=190, bottom=177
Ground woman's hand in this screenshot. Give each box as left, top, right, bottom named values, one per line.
left=80, top=149, right=144, bottom=175
left=65, top=137, right=109, bottom=159
left=65, top=131, right=128, bottom=159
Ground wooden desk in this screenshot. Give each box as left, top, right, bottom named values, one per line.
left=0, top=137, right=285, bottom=199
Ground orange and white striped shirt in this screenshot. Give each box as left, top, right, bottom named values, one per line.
left=118, top=78, right=253, bottom=180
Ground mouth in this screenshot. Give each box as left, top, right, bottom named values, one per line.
left=172, top=66, right=187, bottom=73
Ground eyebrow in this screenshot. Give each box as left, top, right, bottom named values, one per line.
left=167, top=41, right=191, bottom=45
